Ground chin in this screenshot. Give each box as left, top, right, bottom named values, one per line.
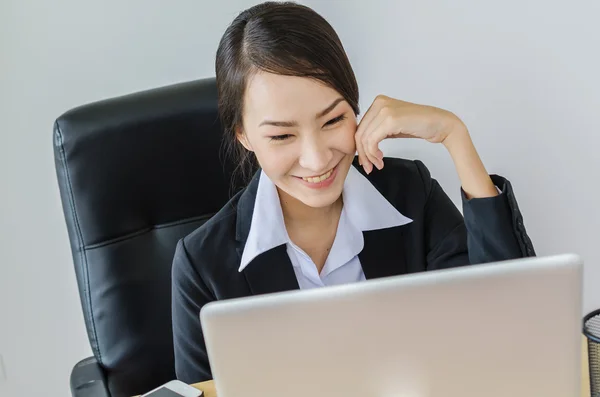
left=298, top=188, right=344, bottom=209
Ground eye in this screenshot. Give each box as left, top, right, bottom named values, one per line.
left=269, top=134, right=293, bottom=141
left=324, top=114, right=347, bottom=127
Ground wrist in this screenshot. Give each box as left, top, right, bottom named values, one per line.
left=441, top=113, right=471, bottom=153
left=439, top=115, right=497, bottom=198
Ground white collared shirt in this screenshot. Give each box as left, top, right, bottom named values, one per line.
left=239, top=166, right=413, bottom=289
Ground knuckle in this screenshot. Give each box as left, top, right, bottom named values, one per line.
left=385, top=114, right=398, bottom=126
left=375, top=94, right=388, bottom=104
left=366, top=137, right=376, bottom=151
left=379, top=105, right=391, bottom=117
left=361, top=134, right=369, bottom=146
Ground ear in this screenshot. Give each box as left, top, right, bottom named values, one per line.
left=236, top=126, right=253, bottom=152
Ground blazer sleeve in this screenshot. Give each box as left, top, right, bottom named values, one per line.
left=171, top=238, right=215, bottom=383
left=415, top=160, right=535, bottom=270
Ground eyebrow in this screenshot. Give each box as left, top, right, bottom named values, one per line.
left=259, top=97, right=345, bottom=128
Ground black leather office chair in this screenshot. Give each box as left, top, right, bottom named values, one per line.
left=53, top=78, right=239, bottom=397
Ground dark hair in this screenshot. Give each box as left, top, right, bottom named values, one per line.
left=215, top=1, right=360, bottom=187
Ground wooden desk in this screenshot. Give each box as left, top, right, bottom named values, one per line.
left=141, top=340, right=592, bottom=397
left=582, top=337, right=591, bottom=397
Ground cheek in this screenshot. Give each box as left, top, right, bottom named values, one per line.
left=252, top=144, right=296, bottom=178
left=336, top=122, right=358, bottom=154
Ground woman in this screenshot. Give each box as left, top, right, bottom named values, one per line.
left=172, top=1, right=535, bottom=383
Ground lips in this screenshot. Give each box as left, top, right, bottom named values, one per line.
left=301, top=168, right=333, bottom=184
left=294, top=163, right=340, bottom=190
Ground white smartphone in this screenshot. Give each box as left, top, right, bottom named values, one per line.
left=141, top=380, right=203, bottom=397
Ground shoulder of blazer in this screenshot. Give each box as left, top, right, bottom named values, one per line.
left=180, top=170, right=261, bottom=277
left=181, top=188, right=244, bottom=279
left=353, top=156, right=432, bottom=217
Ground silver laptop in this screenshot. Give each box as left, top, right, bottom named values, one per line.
left=200, top=254, right=583, bottom=397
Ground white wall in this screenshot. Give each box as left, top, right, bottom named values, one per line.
left=1, top=1, right=598, bottom=396
left=305, top=0, right=600, bottom=306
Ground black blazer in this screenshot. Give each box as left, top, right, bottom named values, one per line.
left=171, top=157, right=535, bottom=384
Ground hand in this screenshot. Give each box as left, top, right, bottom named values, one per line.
left=355, top=95, right=464, bottom=174
left=355, top=95, right=498, bottom=199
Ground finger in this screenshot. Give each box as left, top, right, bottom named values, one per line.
left=356, top=117, right=376, bottom=174
left=356, top=97, right=385, bottom=167
left=366, top=142, right=383, bottom=170
left=356, top=137, right=373, bottom=174
left=356, top=96, right=385, bottom=142
left=355, top=130, right=366, bottom=169
left=361, top=115, right=387, bottom=172
left=355, top=126, right=373, bottom=173
left=364, top=117, right=395, bottom=170
left=355, top=124, right=370, bottom=170
left=365, top=116, right=393, bottom=170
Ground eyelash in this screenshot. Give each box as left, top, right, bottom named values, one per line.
left=325, top=114, right=347, bottom=126
left=269, top=114, right=347, bottom=141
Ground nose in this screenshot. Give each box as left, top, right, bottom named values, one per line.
left=298, top=135, right=333, bottom=173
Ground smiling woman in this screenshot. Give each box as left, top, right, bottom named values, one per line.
left=170, top=0, right=536, bottom=385
left=237, top=72, right=357, bottom=210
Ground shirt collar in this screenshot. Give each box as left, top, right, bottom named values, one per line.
left=238, top=165, right=413, bottom=272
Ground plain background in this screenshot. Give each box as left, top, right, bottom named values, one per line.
left=1, top=0, right=599, bottom=396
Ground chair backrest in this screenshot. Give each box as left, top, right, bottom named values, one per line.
left=53, top=78, right=237, bottom=397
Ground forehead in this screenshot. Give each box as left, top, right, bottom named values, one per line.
left=243, top=71, right=342, bottom=122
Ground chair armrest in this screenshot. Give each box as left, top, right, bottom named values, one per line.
left=70, top=356, right=110, bottom=397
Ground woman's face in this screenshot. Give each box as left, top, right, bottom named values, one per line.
left=238, top=71, right=357, bottom=209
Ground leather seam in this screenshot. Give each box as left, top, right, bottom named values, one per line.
left=84, top=215, right=213, bottom=250
left=56, top=121, right=103, bottom=364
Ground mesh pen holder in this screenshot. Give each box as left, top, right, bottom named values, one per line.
left=584, top=309, right=600, bottom=397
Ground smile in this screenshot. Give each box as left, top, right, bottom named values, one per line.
left=295, top=164, right=340, bottom=190
left=301, top=169, right=333, bottom=184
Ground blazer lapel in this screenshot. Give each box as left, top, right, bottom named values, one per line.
left=241, top=245, right=300, bottom=295
left=359, top=226, right=410, bottom=280
left=235, top=170, right=300, bottom=295
left=235, top=167, right=411, bottom=291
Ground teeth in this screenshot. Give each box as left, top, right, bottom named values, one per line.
left=302, top=169, right=332, bottom=183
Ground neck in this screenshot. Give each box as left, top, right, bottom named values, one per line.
left=278, top=189, right=342, bottom=228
